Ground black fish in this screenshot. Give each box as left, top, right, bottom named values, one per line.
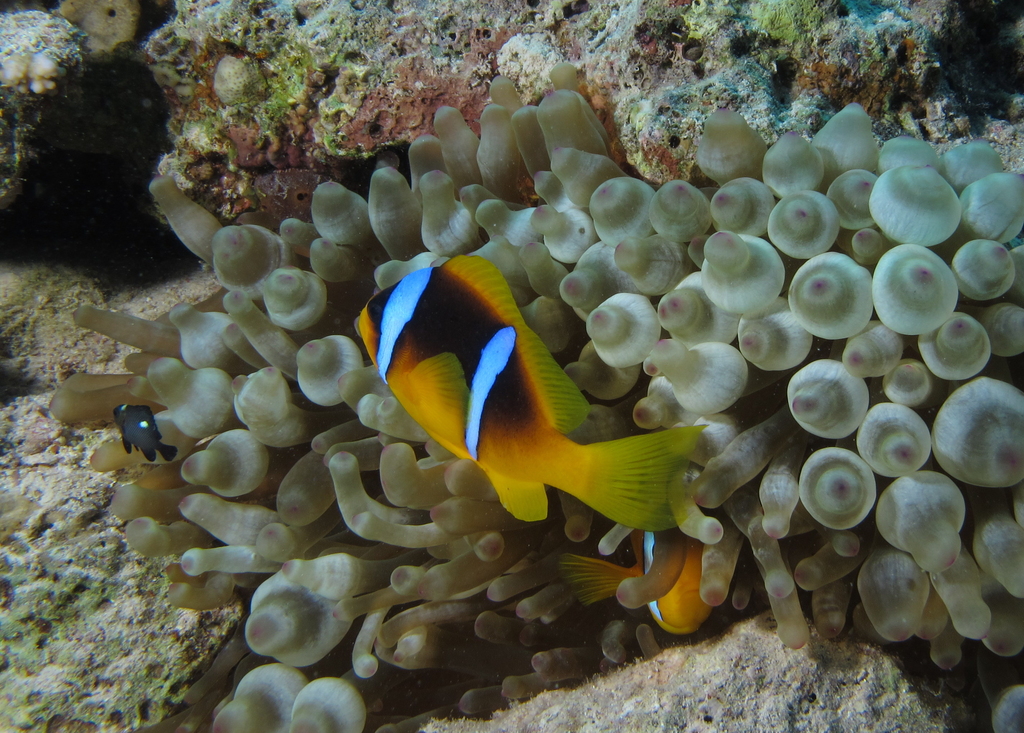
left=112, top=404, right=177, bottom=462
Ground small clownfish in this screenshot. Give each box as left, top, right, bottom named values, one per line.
left=357, top=255, right=704, bottom=531
left=560, top=531, right=712, bottom=634
left=113, top=404, right=177, bottom=462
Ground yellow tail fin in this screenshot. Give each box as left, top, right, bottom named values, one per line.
left=563, top=426, right=705, bottom=531
left=560, top=553, right=640, bottom=605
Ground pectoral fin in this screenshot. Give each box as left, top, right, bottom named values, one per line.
left=389, top=351, right=470, bottom=455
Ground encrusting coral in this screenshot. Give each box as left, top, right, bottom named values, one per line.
left=50, top=62, right=1024, bottom=731
left=58, top=0, right=140, bottom=54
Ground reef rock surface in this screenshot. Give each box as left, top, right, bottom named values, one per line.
left=0, top=261, right=235, bottom=732
left=143, top=0, right=1024, bottom=215
left=426, top=612, right=972, bottom=733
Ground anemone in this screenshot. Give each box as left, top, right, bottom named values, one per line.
left=49, top=63, right=1024, bottom=732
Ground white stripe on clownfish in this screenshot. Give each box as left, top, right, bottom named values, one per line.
left=465, top=326, right=517, bottom=460
left=377, top=266, right=433, bottom=382
left=643, top=531, right=667, bottom=624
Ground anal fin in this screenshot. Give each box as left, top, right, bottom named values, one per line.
left=489, top=473, right=549, bottom=522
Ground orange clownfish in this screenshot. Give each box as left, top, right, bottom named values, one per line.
left=561, top=531, right=711, bottom=634
left=357, top=255, right=704, bottom=531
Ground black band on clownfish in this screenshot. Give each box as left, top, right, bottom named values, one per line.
left=358, top=255, right=704, bottom=531
left=113, top=404, right=178, bottom=462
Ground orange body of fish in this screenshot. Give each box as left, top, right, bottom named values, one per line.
left=561, top=530, right=711, bottom=634
left=358, top=255, right=703, bottom=531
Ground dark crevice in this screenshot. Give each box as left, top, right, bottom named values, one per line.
left=563, top=1, right=589, bottom=19
left=933, top=0, right=1024, bottom=123
left=0, top=145, right=198, bottom=288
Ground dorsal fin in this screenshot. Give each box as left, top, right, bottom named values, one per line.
left=442, top=255, right=590, bottom=434
left=514, top=324, right=591, bottom=434
left=442, top=254, right=523, bottom=323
